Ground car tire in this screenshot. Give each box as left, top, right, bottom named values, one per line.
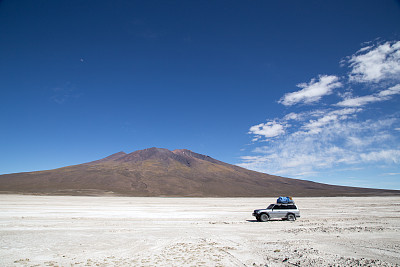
left=287, top=214, right=296, bottom=221
left=259, top=213, right=269, bottom=222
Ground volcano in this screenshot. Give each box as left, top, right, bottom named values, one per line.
left=0, top=147, right=399, bottom=196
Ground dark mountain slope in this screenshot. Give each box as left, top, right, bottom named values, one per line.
left=0, top=147, right=399, bottom=196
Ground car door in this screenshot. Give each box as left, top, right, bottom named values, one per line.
left=266, top=204, right=277, bottom=219
left=271, top=205, right=286, bottom=219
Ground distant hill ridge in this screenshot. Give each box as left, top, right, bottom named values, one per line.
left=0, top=147, right=399, bottom=197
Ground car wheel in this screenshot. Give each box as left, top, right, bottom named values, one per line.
left=287, top=214, right=296, bottom=221
left=259, top=213, right=269, bottom=222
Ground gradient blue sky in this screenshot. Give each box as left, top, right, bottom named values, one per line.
left=1, top=0, right=400, bottom=189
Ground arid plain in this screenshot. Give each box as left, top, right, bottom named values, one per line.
left=1, top=195, right=399, bottom=266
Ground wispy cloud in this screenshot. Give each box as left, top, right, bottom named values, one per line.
left=241, top=40, right=400, bottom=183
left=360, top=150, right=400, bottom=164
left=301, top=108, right=360, bottom=134
left=348, top=41, right=400, bottom=83
left=240, top=117, right=399, bottom=177
left=279, top=75, right=342, bottom=106
left=337, top=84, right=400, bottom=107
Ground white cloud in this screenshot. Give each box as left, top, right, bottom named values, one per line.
left=239, top=127, right=360, bottom=177
left=302, top=114, right=339, bottom=134
left=348, top=41, right=400, bottom=83
left=282, top=109, right=328, bottom=123
left=283, top=112, right=301, bottom=121
left=249, top=121, right=285, bottom=138
left=279, top=75, right=342, bottom=106
left=241, top=40, right=400, bottom=187
left=241, top=112, right=399, bottom=178
left=336, top=95, right=380, bottom=107
left=378, top=84, right=400, bottom=97
left=332, top=107, right=362, bottom=116
left=302, top=108, right=360, bottom=134
left=337, top=84, right=400, bottom=107
left=346, top=136, right=364, bottom=147
left=360, top=150, right=400, bottom=164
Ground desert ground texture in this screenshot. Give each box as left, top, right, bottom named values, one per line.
left=0, top=195, right=399, bottom=266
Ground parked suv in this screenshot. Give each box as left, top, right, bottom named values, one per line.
left=252, top=203, right=300, bottom=222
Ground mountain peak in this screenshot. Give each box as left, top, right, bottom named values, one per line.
left=116, top=147, right=173, bottom=163
left=92, top=147, right=220, bottom=167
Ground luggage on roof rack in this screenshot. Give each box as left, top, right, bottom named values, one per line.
left=277, top=196, right=294, bottom=204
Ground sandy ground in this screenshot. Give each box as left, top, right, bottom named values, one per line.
left=0, top=195, right=399, bottom=267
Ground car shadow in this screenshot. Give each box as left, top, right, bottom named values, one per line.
left=246, top=219, right=259, bottom=223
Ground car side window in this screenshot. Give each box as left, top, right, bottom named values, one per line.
left=273, top=205, right=282, bottom=210
left=288, top=205, right=296, bottom=209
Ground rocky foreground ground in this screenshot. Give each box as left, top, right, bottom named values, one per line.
left=0, top=195, right=399, bottom=266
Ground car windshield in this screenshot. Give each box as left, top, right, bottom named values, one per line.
left=267, top=204, right=274, bottom=209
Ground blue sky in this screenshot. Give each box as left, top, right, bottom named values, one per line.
left=1, top=0, right=400, bottom=189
